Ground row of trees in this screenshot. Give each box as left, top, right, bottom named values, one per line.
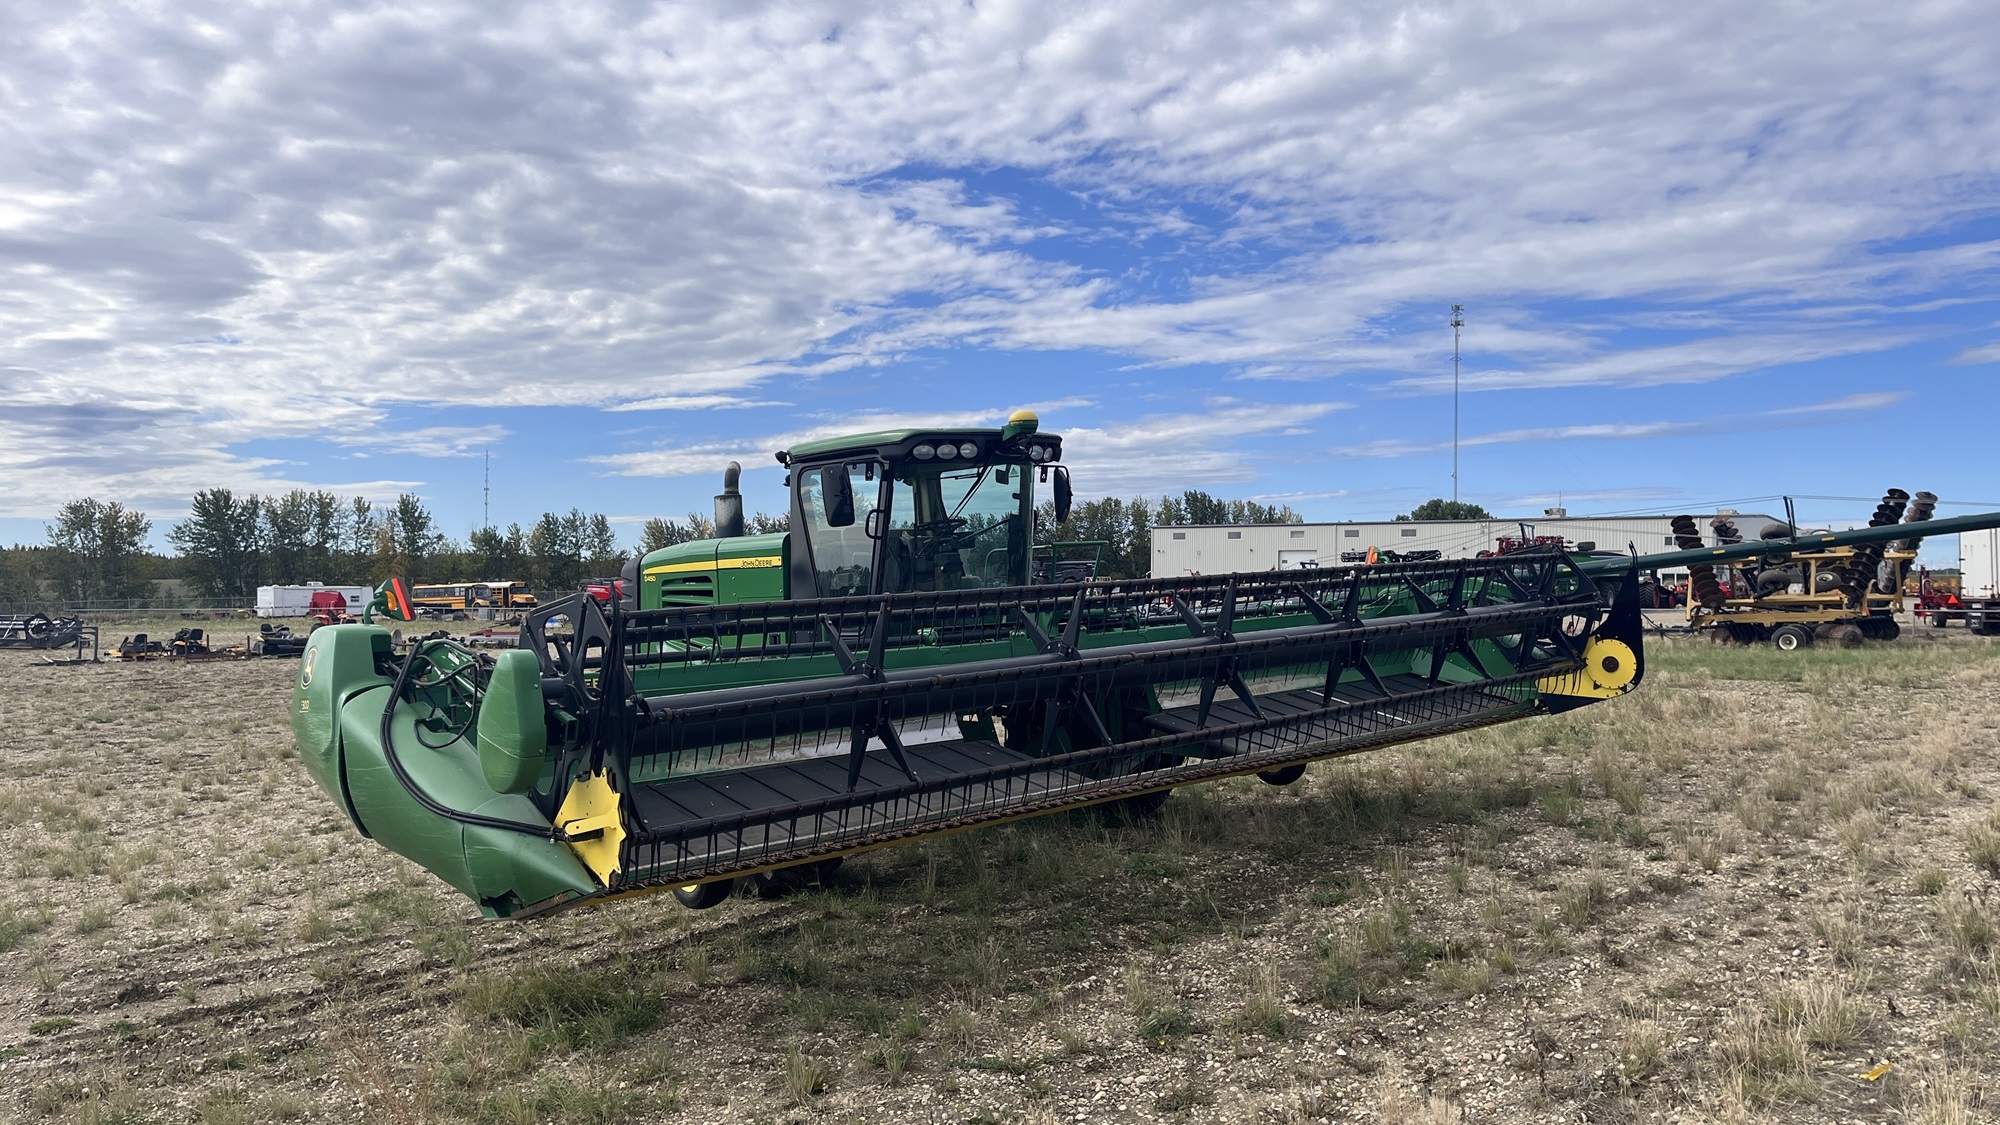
left=2, top=485, right=1378, bottom=604
left=0, top=493, right=639, bottom=603
left=163, top=490, right=637, bottom=598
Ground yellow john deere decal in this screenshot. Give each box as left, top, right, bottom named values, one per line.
left=556, top=770, right=626, bottom=886
left=1536, top=638, right=1638, bottom=699
left=643, top=555, right=783, bottom=577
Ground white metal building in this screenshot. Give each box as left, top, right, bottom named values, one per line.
left=1149, top=510, right=1781, bottom=578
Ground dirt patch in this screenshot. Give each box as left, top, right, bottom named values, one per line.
left=2, top=627, right=1997, bottom=1123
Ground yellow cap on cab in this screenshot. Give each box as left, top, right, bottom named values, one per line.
left=1002, top=410, right=1039, bottom=441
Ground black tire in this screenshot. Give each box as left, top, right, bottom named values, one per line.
left=1257, top=763, right=1308, bottom=786
left=1930, top=613, right=1948, bottom=629
left=673, top=879, right=735, bottom=910
left=1771, top=624, right=1813, bottom=652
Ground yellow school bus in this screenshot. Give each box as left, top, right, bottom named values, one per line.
left=408, top=581, right=540, bottom=616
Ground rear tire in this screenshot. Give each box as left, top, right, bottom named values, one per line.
left=673, top=879, right=735, bottom=910
left=1771, top=624, right=1814, bottom=652
left=1257, top=763, right=1308, bottom=786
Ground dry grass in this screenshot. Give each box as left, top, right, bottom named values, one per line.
left=3, top=630, right=2000, bottom=1122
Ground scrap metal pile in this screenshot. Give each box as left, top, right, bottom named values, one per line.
left=0, top=612, right=99, bottom=664
left=0, top=612, right=88, bottom=650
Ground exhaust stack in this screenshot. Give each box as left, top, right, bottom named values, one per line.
left=715, top=461, right=745, bottom=539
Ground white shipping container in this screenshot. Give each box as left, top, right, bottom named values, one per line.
left=255, top=584, right=372, bottom=618
left=1963, top=530, right=2000, bottom=600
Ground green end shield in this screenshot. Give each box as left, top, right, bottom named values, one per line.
left=478, top=649, right=548, bottom=794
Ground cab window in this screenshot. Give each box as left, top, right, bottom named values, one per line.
left=800, top=462, right=881, bottom=598
left=881, top=462, right=1029, bottom=593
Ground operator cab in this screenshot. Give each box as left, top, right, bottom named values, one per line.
left=781, top=410, right=1072, bottom=598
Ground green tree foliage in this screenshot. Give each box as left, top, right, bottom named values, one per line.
left=343, top=498, right=377, bottom=566
left=46, top=498, right=153, bottom=602
left=638, top=514, right=717, bottom=554
left=262, top=490, right=344, bottom=584
left=1395, top=499, right=1493, bottom=521
left=466, top=524, right=527, bottom=580
left=168, top=489, right=265, bottom=598
left=528, top=509, right=623, bottom=591
left=0, top=547, right=38, bottom=606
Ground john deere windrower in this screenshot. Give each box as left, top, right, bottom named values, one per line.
left=289, top=413, right=2000, bottom=918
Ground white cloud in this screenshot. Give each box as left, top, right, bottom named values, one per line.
left=1769, top=391, right=1908, bottom=415
left=2, top=1, right=1996, bottom=506
left=590, top=397, right=1340, bottom=497
left=1951, top=342, right=2000, bottom=365
left=328, top=425, right=511, bottom=457
left=1330, top=390, right=1897, bottom=460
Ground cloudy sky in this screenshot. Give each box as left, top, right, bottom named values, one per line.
left=3, top=0, right=1996, bottom=550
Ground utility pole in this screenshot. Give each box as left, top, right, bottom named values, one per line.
left=1450, top=304, right=1464, bottom=504
left=483, top=449, right=491, bottom=530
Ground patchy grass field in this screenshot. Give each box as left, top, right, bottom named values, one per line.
left=3, top=626, right=1998, bottom=1123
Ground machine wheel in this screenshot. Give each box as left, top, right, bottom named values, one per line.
left=1770, top=625, right=1814, bottom=652
left=673, top=879, right=736, bottom=910
left=1930, top=613, right=1948, bottom=629
left=1257, top=763, right=1308, bottom=786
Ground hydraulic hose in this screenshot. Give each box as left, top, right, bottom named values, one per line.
left=377, top=637, right=569, bottom=842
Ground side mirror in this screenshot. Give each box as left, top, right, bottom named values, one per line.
left=1053, top=466, right=1073, bottom=524
left=822, top=466, right=856, bottom=528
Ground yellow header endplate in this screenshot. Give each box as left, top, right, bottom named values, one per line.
left=555, top=770, right=626, bottom=886
left=1536, top=638, right=1638, bottom=700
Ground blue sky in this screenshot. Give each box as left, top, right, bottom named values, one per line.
left=2, top=1, right=1996, bottom=561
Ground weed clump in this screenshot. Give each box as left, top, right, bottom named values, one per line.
left=458, top=964, right=663, bottom=1053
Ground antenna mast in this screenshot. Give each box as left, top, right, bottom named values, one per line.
left=1450, top=304, right=1464, bottom=504
left=483, top=449, right=490, bottom=529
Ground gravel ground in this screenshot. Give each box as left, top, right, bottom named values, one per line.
left=2, top=622, right=1996, bottom=1124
